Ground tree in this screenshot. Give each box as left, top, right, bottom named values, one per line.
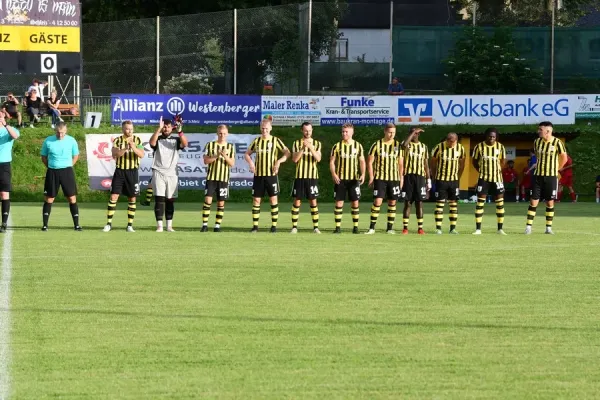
left=453, top=0, right=600, bottom=26
left=444, top=27, right=544, bottom=94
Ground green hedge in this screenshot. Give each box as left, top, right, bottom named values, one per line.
left=9, top=122, right=599, bottom=202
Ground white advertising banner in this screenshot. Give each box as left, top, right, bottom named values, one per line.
left=85, top=133, right=258, bottom=191
left=396, top=95, right=574, bottom=125
left=261, top=96, right=321, bottom=126
left=573, top=94, right=600, bottom=119
left=318, top=95, right=396, bottom=126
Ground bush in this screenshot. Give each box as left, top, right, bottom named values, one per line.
left=163, top=72, right=213, bottom=94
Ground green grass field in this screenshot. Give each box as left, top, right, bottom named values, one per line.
left=2, top=201, right=600, bottom=398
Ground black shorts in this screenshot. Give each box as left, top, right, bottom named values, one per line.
left=434, top=180, right=459, bottom=201
left=44, top=167, right=77, bottom=198
left=373, top=179, right=401, bottom=200
left=4, top=110, right=18, bottom=118
left=205, top=180, right=229, bottom=201
left=476, top=179, right=505, bottom=197
left=0, top=163, right=11, bottom=192
left=531, top=176, right=558, bottom=201
left=252, top=175, right=279, bottom=198
left=292, top=178, right=319, bottom=200
left=111, top=168, right=140, bottom=197
left=334, top=179, right=361, bottom=202
left=402, top=174, right=426, bottom=202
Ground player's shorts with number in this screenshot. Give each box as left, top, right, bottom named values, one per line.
left=0, top=162, right=12, bottom=192
left=252, top=175, right=279, bottom=198
left=44, top=167, right=77, bottom=198
left=476, top=179, right=505, bottom=196
left=205, top=180, right=229, bottom=201
left=402, top=174, right=426, bottom=202
left=531, top=176, right=558, bottom=201
left=111, top=168, right=140, bottom=197
left=334, top=179, right=361, bottom=202
left=292, top=178, right=319, bottom=200
left=434, top=180, right=459, bottom=201
left=373, top=179, right=401, bottom=200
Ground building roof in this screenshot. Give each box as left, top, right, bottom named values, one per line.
left=457, top=131, right=581, bottom=142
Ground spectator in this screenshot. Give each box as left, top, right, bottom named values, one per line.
left=557, top=154, right=576, bottom=202
left=596, top=175, right=600, bottom=203
left=1, top=92, right=22, bottom=127
left=26, top=89, right=42, bottom=127
left=46, top=90, right=62, bottom=129
left=521, top=148, right=536, bottom=201
left=28, top=79, right=47, bottom=101
left=388, top=77, right=404, bottom=95
left=502, top=159, right=519, bottom=202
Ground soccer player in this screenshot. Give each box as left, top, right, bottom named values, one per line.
left=557, top=154, right=576, bottom=202
left=520, top=149, right=536, bottom=202
left=202, top=125, right=235, bottom=232
left=291, top=122, right=322, bottom=234
left=524, top=121, right=567, bottom=235
left=245, top=119, right=290, bottom=233
left=330, top=123, right=365, bottom=234
left=596, top=175, right=600, bottom=203
left=365, top=123, right=403, bottom=234
left=430, top=132, right=465, bottom=234
left=400, top=127, right=430, bottom=235
left=471, top=127, right=506, bottom=235
left=149, top=116, right=188, bottom=232
left=0, top=113, right=19, bottom=232
left=40, top=122, right=81, bottom=231
left=103, top=120, right=145, bottom=232
left=502, top=160, right=519, bottom=202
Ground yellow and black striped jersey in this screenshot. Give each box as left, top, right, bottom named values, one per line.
left=203, top=141, right=235, bottom=182
left=292, top=139, right=321, bottom=179
left=472, top=141, right=506, bottom=182
left=248, top=136, right=287, bottom=176
left=368, top=139, right=402, bottom=181
left=113, top=135, right=143, bottom=170
left=402, top=141, right=428, bottom=177
left=533, top=137, right=566, bottom=177
left=431, top=142, right=466, bottom=181
left=331, top=140, right=364, bottom=180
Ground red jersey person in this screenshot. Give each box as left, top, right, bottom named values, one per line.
left=557, top=155, right=576, bottom=202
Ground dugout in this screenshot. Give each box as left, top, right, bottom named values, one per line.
left=457, top=131, right=580, bottom=197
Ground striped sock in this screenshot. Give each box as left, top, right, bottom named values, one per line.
left=526, top=205, right=537, bottom=226
left=351, top=207, right=360, bottom=228
left=434, top=201, right=444, bottom=230
left=334, top=207, right=343, bottom=228
left=448, top=201, right=458, bottom=231
left=417, top=218, right=424, bottom=230
left=403, top=218, right=409, bottom=230
left=127, top=201, right=136, bottom=226
left=310, top=206, right=319, bottom=229
left=106, top=200, right=117, bottom=225
left=475, top=197, right=485, bottom=230
left=271, top=204, right=279, bottom=227
left=252, top=206, right=260, bottom=227
left=291, top=205, right=300, bottom=228
left=145, top=187, right=153, bottom=203
left=202, top=202, right=211, bottom=226
left=215, top=206, right=224, bottom=226
left=495, top=198, right=505, bottom=230
left=369, top=204, right=380, bottom=230
left=387, top=204, right=396, bottom=231
left=545, top=206, right=554, bottom=228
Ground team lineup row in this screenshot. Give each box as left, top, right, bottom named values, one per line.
left=0, top=114, right=567, bottom=235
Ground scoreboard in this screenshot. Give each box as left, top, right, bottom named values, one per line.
left=0, top=0, right=81, bottom=74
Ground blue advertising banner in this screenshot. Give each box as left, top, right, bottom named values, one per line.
left=111, top=94, right=262, bottom=125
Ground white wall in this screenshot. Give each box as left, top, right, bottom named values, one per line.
left=318, top=29, right=391, bottom=63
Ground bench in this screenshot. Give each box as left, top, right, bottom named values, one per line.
left=56, top=103, right=80, bottom=120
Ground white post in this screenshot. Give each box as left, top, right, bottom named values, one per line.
left=156, top=16, right=160, bottom=94
left=389, top=0, right=393, bottom=83
left=307, top=0, right=312, bottom=93
left=472, top=1, right=476, bottom=26
left=550, top=0, right=555, bottom=94
left=234, top=9, right=238, bottom=95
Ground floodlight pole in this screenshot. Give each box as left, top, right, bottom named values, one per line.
left=550, top=0, right=555, bottom=94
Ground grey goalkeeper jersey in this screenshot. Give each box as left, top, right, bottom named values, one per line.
left=151, top=134, right=183, bottom=176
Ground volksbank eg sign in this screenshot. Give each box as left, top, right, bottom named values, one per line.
left=397, top=95, right=574, bottom=125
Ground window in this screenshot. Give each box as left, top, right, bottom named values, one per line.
left=334, top=38, right=349, bottom=61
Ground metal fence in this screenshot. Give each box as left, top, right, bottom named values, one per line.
left=2, top=1, right=600, bottom=97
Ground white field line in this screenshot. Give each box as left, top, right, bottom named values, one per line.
left=0, top=218, right=13, bottom=400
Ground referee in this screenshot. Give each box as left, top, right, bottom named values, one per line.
left=0, top=113, right=19, bottom=233
left=40, top=122, right=81, bottom=231
left=103, top=120, right=145, bottom=232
